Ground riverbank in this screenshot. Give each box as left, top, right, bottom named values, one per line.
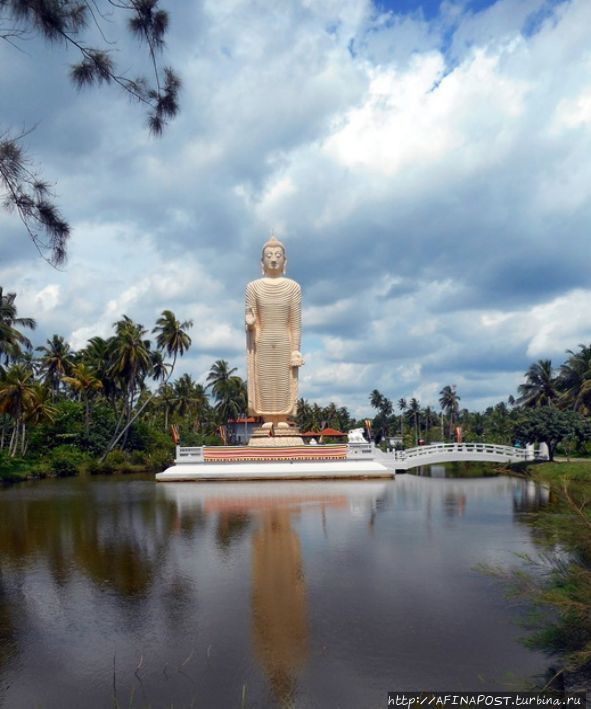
left=0, top=446, right=174, bottom=483
left=527, top=459, right=591, bottom=483
left=516, top=460, right=591, bottom=692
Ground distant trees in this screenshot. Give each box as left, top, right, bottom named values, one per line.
left=1, top=0, right=180, bottom=265
left=0, top=287, right=36, bottom=368
left=296, top=398, right=355, bottom=434
left=36, top=335, right=74, bottom=396
left=439, top=385, right=460, bottom=438
left=513, top=408, right=591, bottom=461
left=558, top=345, right=591, bottom=415
left=517, top=360, right=558, bottom=408
left=0, top=288, right=197, bottom=458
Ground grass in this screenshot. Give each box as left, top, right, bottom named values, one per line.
left=528, top=460, right=591, bottom=484
left=487, top=458, right=591, bottom=689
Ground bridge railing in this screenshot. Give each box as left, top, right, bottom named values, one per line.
left=394, top=443, right=527, bottom=462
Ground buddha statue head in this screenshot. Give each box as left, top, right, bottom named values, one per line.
left=261, top=235, right=286, bottom=277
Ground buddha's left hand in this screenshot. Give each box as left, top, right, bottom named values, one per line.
left=290, top=351, right=304, bottom=367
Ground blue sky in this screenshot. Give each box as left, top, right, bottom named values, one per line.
left=377, top=0, right=498, bottom=18
left=1, top=0, right=590, bottom=417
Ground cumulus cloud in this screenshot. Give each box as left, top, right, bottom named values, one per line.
left=1, top=0, right=589, bottom=415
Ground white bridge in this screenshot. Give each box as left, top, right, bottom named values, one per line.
left=375, top=442, right=538, bottom=471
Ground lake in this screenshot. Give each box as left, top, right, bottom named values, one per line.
left=0, top=468, right=550, bottom=708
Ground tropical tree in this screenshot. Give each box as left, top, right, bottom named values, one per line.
left=173, top=375, right=209, bottom=427
left=369, top=389, right=393, bottom=440
left=36, top=334, right=74, bottom=396
left=62, top=363, right=103, bottom=435
left=0, top=364, right=41, bottom=455
left=439, top=385, right=461, bottom=438
left=206, top=362, right=247, bottom=434
left=512, top=408, right=591, bottom=461
left=206, top=360, right=238, bottom=401
left=104, top=316, right=153, bottom=451
left=0, top=287, right=36, bottom=367
left=406, top=397, right=421, bottom=445
left=296, top=398, right=313, bottom=432
left=422, top=405, right=437, bottom=442
left=158, top=382, right=176, bottom=432
left=152, top=310, right=193, bottom=376
left=336, top=406, right=353, bottom=433
left=369, top=389, right=385, bottom=411
left=398, top=397, right=407, bottom=437
left=517, top=360, right=558, bottom=408
left=80, top=336, right=117, bottom=405
left=557, top=345, right=591, bottom=415
left=1, top=0, right=180, bottom=265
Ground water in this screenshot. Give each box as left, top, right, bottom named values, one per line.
left=0, top=469, right=550, bottom=708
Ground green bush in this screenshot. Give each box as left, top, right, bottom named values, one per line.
left=144, top=447, right=174, bottom=472
left=129, top=449, right=148, bottom=466
left=47, top=445, right=87, bottom=477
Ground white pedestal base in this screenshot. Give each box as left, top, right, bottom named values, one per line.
left=156, top=459, right=393, bottom=482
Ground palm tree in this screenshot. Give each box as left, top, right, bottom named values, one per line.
left=517, top=360, right=557, bottom=408
left=207, top=362, right=247, bottom=434
left=206, top=360, right=238, bottom=400
left=0, top=287, right=36, bottom=367
left=406, top=398, right=421, bottom=445
left=152, top=309, right=193, bottom=376
left=296, top=398, right=313, bottom=432
left=0, top=364, right=39, bottom=456
left=398, top=397, right=407, bottom=437
left=62, top=363, right=103, bottom=435
left=336, top=406, right=353, bottom=432
left=439, top=385, right=461, bottom=438
left=103, top=316, right=153, bottom=452
left=81, top=336, right=118, bottom=406
left=159, top=382, right=176, bottom=432
left=150, top=349, right=170, bottom=385
left=423, top=405, right=435, bottom=442
left=557, top=345, right=591, bottom=415
left=36, top=334, right=74, bottom=397
left=215, top=377, right=247, bottom=427
left=369, top=389, right=384, bottom=411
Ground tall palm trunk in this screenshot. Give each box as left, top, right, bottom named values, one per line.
left=84, top=394, right=91, bottom=436
left=9, top=419, right=20, bottom=457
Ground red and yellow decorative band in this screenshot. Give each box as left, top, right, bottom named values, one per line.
left=203, top=445, right=348, bottom=463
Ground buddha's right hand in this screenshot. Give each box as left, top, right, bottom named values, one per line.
left=245, top=308, right=256, bottom=327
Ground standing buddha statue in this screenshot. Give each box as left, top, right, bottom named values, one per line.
left=245, top=236, right=304, bottom=444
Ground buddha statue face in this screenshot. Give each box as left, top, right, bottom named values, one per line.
left=262, top=244, right=286, bottom=277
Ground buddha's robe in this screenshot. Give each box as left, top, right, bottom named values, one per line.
left=245, top=277, right=301, bottom=418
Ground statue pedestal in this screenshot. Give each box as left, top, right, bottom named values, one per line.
left=248, top=422, right=304, bottom=447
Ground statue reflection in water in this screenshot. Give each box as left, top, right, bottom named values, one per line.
left=251, top=508, right=308, bottom=706
left=167, top=482, right=387, bottom=706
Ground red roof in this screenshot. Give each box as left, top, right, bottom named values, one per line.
left=227, top=417, right=259, bottom=424
left=301, top=430, right=321, bottom=437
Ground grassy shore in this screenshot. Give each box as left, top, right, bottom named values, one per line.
left=0, top=447, right=173, bottom=483
left=528, top=459, right=591, bottom=483
left=506, top=459, right=591, bottom=692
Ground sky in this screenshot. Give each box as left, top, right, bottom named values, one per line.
left=1, top=0, right=590, bottom=417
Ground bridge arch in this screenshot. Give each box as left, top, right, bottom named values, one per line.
left=380, top=443, right=538, bottom=471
